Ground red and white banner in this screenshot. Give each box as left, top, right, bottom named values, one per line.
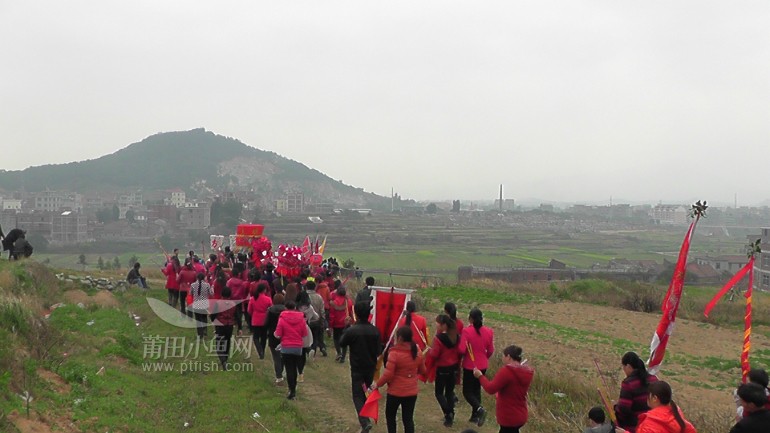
left=647, top=217, right=699, bottom=375
left=703, top=257, right=755, bottom=382
left=370, top=286, right=413, bottom=346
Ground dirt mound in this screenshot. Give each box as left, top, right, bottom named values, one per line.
left=7, top=410, right=78, bottom=433
left=36, top=369, right=71, bottom=395
left=62, top=289, right=118, bottom=308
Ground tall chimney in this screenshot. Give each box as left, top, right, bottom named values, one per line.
left=499, top=184, right=503, bottom=212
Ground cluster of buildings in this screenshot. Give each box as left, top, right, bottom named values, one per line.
left=0, top=188, right=327, bottom=246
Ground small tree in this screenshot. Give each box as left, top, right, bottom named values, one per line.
left=113, top=256, right=121, bottom=270
left=97, top=256, right=105, bottom=270
left=128, top=255, right=139, bottom=268
left=78, top=254, right=87, bottom=271
left=426, top=203, right=438, bottom=214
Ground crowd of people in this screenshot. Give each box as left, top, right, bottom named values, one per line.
left=149, top=246, right=770, bottom=433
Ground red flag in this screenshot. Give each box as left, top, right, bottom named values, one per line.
left=300, top=236, right=311, bottom=257
left=372, top=288, right=410, bottom=345
left=704, top=258, right=753, bottom=317
left=420, top=352, right=437, bottom=383
left=359, top=389, right=381, bottom=423
left=742, top=266, right=754, bottom=382
left=647, top=219, right=698, bottom=375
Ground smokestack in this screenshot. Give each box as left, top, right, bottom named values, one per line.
left=499, top=184, right=503, bottom=212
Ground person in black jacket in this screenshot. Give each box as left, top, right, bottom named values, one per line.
left=2, top=228, right=24, bottom=260
left=355, top=276, right=375, bottom=305
left=731, top=383, right=770, bottom=433
left=340, top=301, right=381, bottom=433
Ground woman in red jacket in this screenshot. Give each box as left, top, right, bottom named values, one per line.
left=274, top=300, right=308, bottom=400
left=329, top=286, right=353, bottom=363
left=227, top=262, right=249, bottom=335
left=161, top=255, right=180, bottom=308
left=397, top=301, right=429, bottom=351
left=444, top=302, right=464, bottom=335
left=617, top=381, right=696, bottom=433
left=428, top=314, right=464, bottom=427
left=176, top=259, right=197, bottom=318
left=247, top=281, right=273, bottom=359
left=473, top=344, right=534, bottom=433
left=210, top=286, right=236, bottom=370
left=372, top=326, right=426, bottom=433
left=461, top=307, right=495, bottom=426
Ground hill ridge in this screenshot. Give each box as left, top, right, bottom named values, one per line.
left=0, top=128, right=388, bottom=208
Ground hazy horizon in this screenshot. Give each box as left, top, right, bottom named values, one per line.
left=2, top=2, right=768, bottom=204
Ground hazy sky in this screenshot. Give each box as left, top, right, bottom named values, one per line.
left=2, top=2, right=768, bottom=205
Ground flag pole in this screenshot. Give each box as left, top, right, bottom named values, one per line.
left=646, top=200, right=707, bottom=375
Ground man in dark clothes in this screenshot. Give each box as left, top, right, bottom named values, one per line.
left=340, top=301, right=381, bottom=433
left=2, top=228, right=25, bottom=259
left=11, top=234, right=33, bottom=260
left=731, top=382, right=770, bottom=433
left=126, top=262, right=147, bottom=288
left=355, top=276, right=375, bottom=305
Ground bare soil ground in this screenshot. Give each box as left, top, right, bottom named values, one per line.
left=488, top=301, right=758, bottom=430
left=62, top=289, right=118, bottom=308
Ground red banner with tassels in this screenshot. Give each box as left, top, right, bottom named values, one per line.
left=647, top=219, right=698, bottom=375
left=703, top=256, right=755, bottom=382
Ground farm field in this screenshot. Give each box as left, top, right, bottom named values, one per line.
left=34, top=217, right=754, bottom=289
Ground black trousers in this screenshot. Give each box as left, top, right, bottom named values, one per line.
left=179, top=291, right=189, bottom=317
left=251, top=325, right=268, bottom=358
left=215, top=325, right=233, bottom=367
left=234, top=307, right=243, bottom=331
left=351, top=370, right=375, bottom=428
left=463, top=368, right=485, bottom=414
left=194, top=312, right=208, bottom=337
left=310, top=321, right=325, bottom=351
left=281, top=352, right=301, bottom=394
left=435, top=365, right=458, bottom=415
left=499, top=426, right=522, bottom=433
left=332, top=327, right=347, bottom=359
left=298, top=348, right=310, bottom=374
left=385, top=394, right=417, bottom=433
left=269, top=345, right=283, bottom=379
left=167, top=289, right=179, bottom=308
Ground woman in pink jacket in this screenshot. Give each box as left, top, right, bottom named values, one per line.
left=247, top=281, right=272, bottom=359
left=461, top=307, right=495, bottom=427
left=274, top=300, right=308, bottom=400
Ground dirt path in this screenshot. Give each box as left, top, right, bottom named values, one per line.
left=244, top=300, right=753, bottom=432
left=251, top=343, right=501, bottom=433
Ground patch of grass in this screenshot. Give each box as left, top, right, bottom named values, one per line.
left=419, top=284, right=532, bottom=307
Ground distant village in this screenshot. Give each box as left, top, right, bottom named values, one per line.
left=3, top=187, right=770, bottom=291
left=0, top=187, right=340, bottom=247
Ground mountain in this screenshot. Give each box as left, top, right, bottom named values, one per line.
left=0, top=128, right=389, bottom=208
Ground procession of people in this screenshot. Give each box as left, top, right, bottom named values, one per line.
left=133, top=230, right=769, bottom=433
